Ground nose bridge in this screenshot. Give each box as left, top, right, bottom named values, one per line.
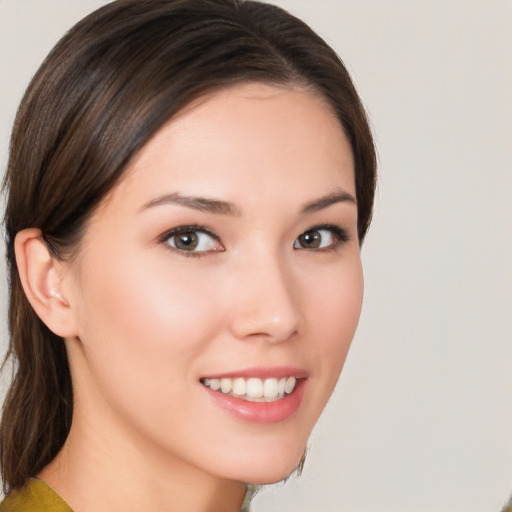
left=228, top=248, right=301, bottom=342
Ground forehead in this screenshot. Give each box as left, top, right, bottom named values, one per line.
left=103, top=82, right=355, bottom=214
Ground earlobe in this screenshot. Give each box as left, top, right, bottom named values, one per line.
left=14, top=228, right=78, bottom=338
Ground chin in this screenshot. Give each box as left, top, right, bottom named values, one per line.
left=242, top=461, right=303, bottom=486
left=226, top=443, right=307, bottom=485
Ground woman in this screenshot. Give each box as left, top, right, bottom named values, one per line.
left=0, top=0, right=376, bottom=510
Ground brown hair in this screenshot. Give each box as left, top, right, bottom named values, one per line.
left=1, top=0, right=376, bottom=493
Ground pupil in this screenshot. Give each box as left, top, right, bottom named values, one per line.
left=176, top=232, right=198, bottom=250
left=301, top=231, right=320, bottom=248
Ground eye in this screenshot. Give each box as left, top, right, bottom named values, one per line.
left=293, top=225, right=349, bottom=251
left=161, top=226, right=223, bottom=255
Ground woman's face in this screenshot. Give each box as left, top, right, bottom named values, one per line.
left=64, top=82, right=363, bottom=485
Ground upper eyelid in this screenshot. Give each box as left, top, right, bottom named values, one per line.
left=158, top=226, right=223, bottom=258
left=301, top=223, right=350, bottom=238
left=293, top=224, right=350, bottom=251
left=158, top=225, right=220, bottom=242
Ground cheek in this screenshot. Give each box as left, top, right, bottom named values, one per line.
left=303, top=254, right=364, bottom=393
left=323, top=264, right=363, bottom=355
left=69, top=248, right=233, bottom=467
left=73, top=249, right=222, bottom=400
left=81, top=245, right=211, bottom=329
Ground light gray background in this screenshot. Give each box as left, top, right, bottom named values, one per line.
left=0, top=1, right=511, bottom=511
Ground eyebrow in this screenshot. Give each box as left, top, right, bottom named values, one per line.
left=300, top=190, right=356, bottom=214
left=142, top=192, right=241, bottom=216
left=142, top=189, right=356, bottom=216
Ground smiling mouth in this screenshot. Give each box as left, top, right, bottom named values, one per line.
left=200, top=376, right=297, bottom=402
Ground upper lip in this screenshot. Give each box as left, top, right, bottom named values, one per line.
left=201, top=366, right=308, bottom=380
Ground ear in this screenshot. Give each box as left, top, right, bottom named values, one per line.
left=14, top=228, right=79, bottom=338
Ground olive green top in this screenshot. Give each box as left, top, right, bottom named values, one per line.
left=0, top=479, right=72, bottom=512
left=0, top=478, right=256, bottom=512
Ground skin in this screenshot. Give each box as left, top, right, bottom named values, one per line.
left=32, top=83, right=364, bottom=512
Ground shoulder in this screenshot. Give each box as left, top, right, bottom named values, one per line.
left=0, top=478, right=73, bottom=512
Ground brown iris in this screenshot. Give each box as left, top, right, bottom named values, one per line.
left=174, top=232, right=199, bottom=250
left=297, top=230, right=321, bottom=249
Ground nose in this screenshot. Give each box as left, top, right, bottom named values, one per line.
left=227, top=253, right=301, bottom=343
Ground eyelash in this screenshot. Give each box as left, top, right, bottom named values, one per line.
left=294, top=224, right=350, bottom=253
left=158, top=225, right=222, bottom=258
left=158, top=223, right=350, bottom=258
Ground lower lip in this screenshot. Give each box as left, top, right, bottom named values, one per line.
left=202, top=379, right=306, bottom=424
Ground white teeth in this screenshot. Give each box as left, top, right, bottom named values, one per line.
left=220, top=378, right=232, bottom=394
left=232, top=378, right=246, bottom=396
left=263, top=378, right=279, bottom=399
left=278, top=377, right=286, bottom=396
left=209, top=378, right=220, bottom=391
left=285, top=376, right=296, bottom=394
left=202, top=376, right=299, bottom=402
left=246, top=378, right=263, bottom=398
